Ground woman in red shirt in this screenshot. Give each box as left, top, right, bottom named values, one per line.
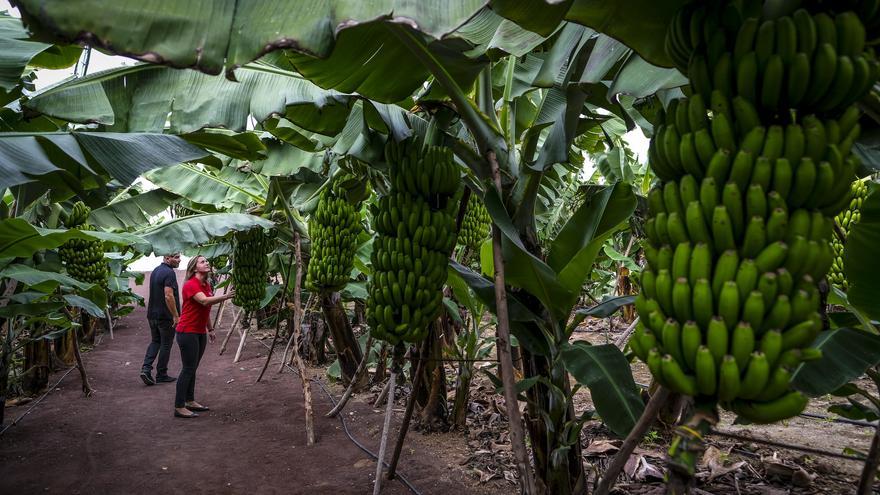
left=174, top=256, right=234, bottom=418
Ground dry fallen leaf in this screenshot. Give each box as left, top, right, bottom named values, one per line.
left=700, top=445, right=746, bottom=481
left=585, top=439, right=622, bottom=456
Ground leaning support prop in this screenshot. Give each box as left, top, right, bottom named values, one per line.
left=373, top=345, right=403, bottom=495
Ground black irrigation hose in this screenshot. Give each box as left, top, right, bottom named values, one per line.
left=256, top=338, right=422, bottom=495
left=633, top=381, right=878, bottom=429
left=0, top=366, right=76, bottom=438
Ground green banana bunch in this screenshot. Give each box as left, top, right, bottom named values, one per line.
left=675, top=2, right=878, bottom=118
left=829, top=177, right=871, bottom=290
left=800, top=0, right=880, bottom=47
left=457, top=195, right=491, bottom=251
left=366, top=139, right=460, bottom=345
left=638, top=0, right=880, bottom=424
left=232, top=227, right=273, bottom=311
left=306, top=178, right=362, bottom=293
left=58, top=201, right=109, bottom=287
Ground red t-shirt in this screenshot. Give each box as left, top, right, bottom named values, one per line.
left=176, top=277, right=213, bottom=334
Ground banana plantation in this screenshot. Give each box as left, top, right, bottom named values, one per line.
left=4, top=0, right=880, bottom=493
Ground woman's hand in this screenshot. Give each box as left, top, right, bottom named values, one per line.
left=208, top=329, right=216, bottom=344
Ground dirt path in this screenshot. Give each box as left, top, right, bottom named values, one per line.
left=0, top=271, right=495, bottom=495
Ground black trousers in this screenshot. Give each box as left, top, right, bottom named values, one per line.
left=142, top=319, right=175, bottom=376
left=175, top=332, right=206, bottom=408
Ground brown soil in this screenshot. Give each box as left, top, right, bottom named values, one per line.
left=0, top=271, right=505, bottom=495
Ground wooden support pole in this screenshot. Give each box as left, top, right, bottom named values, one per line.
left=219, top=307, right=243, bottom=355
left=386, top=339, right=428, bottom=480
left=104, top=307, right=114, bottom=340
left=594, top=386, right=670, bottom=495
left=373, top=347, right=401, bottom=495
left=233, top=313, right=253, bottom=364
left=257, top=255, right=297, bottom=383
left=489, top=151, right=535, bottom=495
left=290, top=233, right=316, bottom=444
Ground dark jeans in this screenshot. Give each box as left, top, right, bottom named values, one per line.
left=175, top=332, right=206, bottom=408
left=142, top=319, right=175, bottom=377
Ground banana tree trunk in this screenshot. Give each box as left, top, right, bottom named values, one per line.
left=22, top=335, right=50, bottom=395
left=413, top=319, right=447, bottom=430
left=0, top=320, right=10, bottom=426
left=56, top=328, right=76, bottom=366
left=451, top=360, right=474, bottom=429
left=320, top=292, right=364, bottom=386
left=520, top=343, right=584, bottom=494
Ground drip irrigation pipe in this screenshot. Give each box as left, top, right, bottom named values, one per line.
left=256, top=339, right=422, bottom=495
left=0, top=366, right=76, bottom=437
left=0, top=330, right=106, bottom=438
left=710, top=428, right=867, bottom=462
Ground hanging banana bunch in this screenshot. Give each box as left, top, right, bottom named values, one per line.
left=306, top=176, right=363, bottom=292
left=232, top=228, right=273, bottom=311
left=366, top=139, right=460, bottom=344
left=632, top=0, right=879, bottom=424
left=457, top=194, right=491, bottom=251
left=58, top=201, right=109, bottom=287
left=829, top=177, right=870, bottom=290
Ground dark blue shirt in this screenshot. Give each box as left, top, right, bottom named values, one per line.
left=147, top=263, right=180, bottom=320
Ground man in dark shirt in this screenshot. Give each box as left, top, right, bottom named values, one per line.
left=140, top=253, right=182, bottom=385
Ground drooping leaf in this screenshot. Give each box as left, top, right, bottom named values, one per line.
left=608, top=54, right=687, bottom=98
left=0, top=218, right=146, bottom=258
left=0, top=301, right=64, bottom=317
left=181, top=130, right=267, bottom=161
left=846, top=190, right=880, bottom=321
left=89, top=189, right=179, bottom=230
left=15, top=1, right=490, bottom=102
left=0, top=132, right=208, bottom=191
left=448, top=261, right=550, bottom=355
left=792, top=327, right=880, bottom=397
left=138, top=213, right=274, bottom=256
left=146, top=164, right=265, bottom=208
left=549, top=183, right=637, bottom=296
left=560, top=341, right=645, bottom=437
left=258, top=283, right=284, bottom=309
left=27, top=62, right=353, bottom=135
left=490, top=0, right=573, bottom=36
left=568, top=295, right=636, bottom=331
left=564, top=0, right=689, bottom=68
left=0, top=263, right=92, bottom=291
left=63, top=294, right=104, bottom=318
left=0, top=12, right=80, bottom=91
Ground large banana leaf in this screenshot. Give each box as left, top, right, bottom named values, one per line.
left=138, top=213, right=274, bottom=255
left=146, top=164, right=266, bottom=209
left=0, top=218, right=146, bottom=258
left=12, top=0, right=682, bottom=70
left=27, top=62, right=352, bottom=135
left=0, top=132, right=208, bottom=191
left=89, top=189, right=179, bottom=230
left=14, top=0, right=491, bottom=102
left=564, top=0, right=688, bottom=68
left=560, top=341, right=645, bottom=438
left=0, top=12, right=81, bottom=91
left=792, top=327, right=880, bottom=397
left=548, top=183, right=637, bottom=299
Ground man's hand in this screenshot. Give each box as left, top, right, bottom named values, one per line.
left=173, top=315, right=180, bottom=327
left=225, top=289, right=235, bottom=300
left=208, top=330, right=216, bottom=344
